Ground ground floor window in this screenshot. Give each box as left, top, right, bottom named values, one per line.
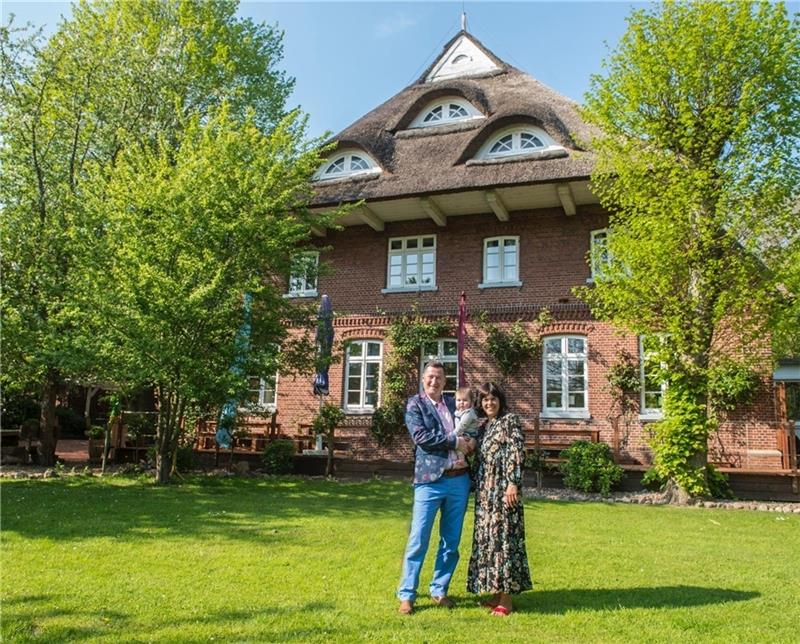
left=542, top=336, right=588, bottom=418
left=345, top=340, right=382, bottom=412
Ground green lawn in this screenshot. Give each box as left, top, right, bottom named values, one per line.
left=1, top=476, right=798, bottom=643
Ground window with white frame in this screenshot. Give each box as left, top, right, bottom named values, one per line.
left=589, top=229, right=610, bottom=280
left=385, top=235, right=436, bottom=290
left=542, top=336, right=589, bottom=417
left=345, top=340, right=382, bottom=412
left=477, top=126, right=563, bottom=160
left=244, top=375, right=277, bottom=412
left=287, top=251, right=319, bottom=297
left=410, top=97, right=483, bottom=128
left=420, top=339, right=459, bottom=396
left=314, top=150, right=380, bottom=181
left=481, top=236, right=520, bottom=287
left=640, top=336, right=665, bottom=417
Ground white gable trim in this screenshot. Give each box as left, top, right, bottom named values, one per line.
left=425, top=34, right=500, bottom=83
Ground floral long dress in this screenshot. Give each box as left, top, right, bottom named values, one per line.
left=467, top=412, right=532, bottom=595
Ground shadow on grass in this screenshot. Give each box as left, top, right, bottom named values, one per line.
left=0, top=476, right=413, bottom=543
left=513, top=585, right=760, bottom=614
left=0, top=601, right=340, bottom=643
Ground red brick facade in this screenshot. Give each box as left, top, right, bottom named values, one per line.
left=267, top=205, right=783, bottom=470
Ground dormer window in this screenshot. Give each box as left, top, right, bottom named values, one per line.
left=411, top=97, right=483, bottom=129
left=476, top=126, right=565, bottom=160
left=314, top=150, right=380, bottom=181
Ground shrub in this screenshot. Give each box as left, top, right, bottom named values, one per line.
left=262, top=439, right=296, bottom=475
left=559, top=440, right=624, bottom=495
left=175, top=444, right=199, bottom=472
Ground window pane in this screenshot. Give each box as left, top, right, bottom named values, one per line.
left=442, top=340, right=457, bottom=356
left=569, top=393, right=585, bottom=409
left=325, top=158, right=345, bottom=174
left=449, top=104, right=468, bottom=118
left=567, top=360, right=585, bottom=376
left=364, top=390, right=378, bottom=407
left=348, top=364, right=362, bottom=378
left=422, top=341, right=437, bottom=356
left=568, top=377, right=585, bottom=391
left=406, top=238, right=418, bottom=249
left=490, top=135, right=513, bottom=153
left=367, top=342, right=381, bottom=357
left=390, top=274, right=402, bottom=287
left=486, top=266, right=500, bottom=282
left=350, top=156, right=369, bottom=170
left=567, top=338, right=586, bottom=354
left=390, top=240, right=402, bottom=250
left=546, top=393, right=562, bottom=408
left=546, top=361, right=562, bottom=378
left=348, top=343, right=362, bottom=357
left=545, top=339, right=562, bottom=354
left=503, top=238, right=517, bottom=248
left=546, top=378, right=562, bottom=392
left=486, top=239, right=499, bottom=248
left=422, top=236, right=435, bottom=248
left=347, top=391, right=361, bottom=406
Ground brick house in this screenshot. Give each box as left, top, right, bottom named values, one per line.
left=246, top=30, right=790, bottom=474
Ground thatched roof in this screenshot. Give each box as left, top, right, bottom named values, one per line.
left=311, top=31, right=596, bottom=207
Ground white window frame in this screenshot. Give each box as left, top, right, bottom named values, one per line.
left=479, top=236, right=522, bottom=288
left=477, top=126, right=564, bottom=160
left=243, top=375, right=278, bottom=413
left=541, top=335, right=590, bottom=419
left=344, top=340, right=383, bottom=413
left=420, top=338, right=459, bottom=396
left=588, top=228, right=610, bottom=282
left=410, top=97, right=484, bottom=129
left=286, top=251, right=319, bottom=298
left=382, top=235, right=437, bottom=293
left=639, top=336, right=666, bottom=420
left=313, top=149, right=381, bottom=182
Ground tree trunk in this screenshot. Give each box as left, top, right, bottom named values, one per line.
left=39, top=372, right=59, bottom=466
left=326, top=428, right=335, bottom=477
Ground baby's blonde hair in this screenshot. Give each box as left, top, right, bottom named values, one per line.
left=455, top=386, right=475, bottom=402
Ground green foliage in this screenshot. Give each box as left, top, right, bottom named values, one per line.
left=648, top=382, right=718, bottom=497
left=559, top=440, right=625, bottom=495
left=55, top=407, right=86, bottom=437
left=311, top=403, right=345, bottom=436
left=577, top=2, right=800, bottom=497
left=707, top=358, right=759, bottom=412
left=86, top=425, right=105, bottom=439
left=605, top=351, right=640, bottom=396
left=370, top=311, right=451, bottom=445
left=175, top=444, right=199, bottom=473
left=477, top=309, right=551, bottom=380
left=261, top=439, right=296, bottom=475
left=640, top=467, right=668, bottom=491
left=370, top=399, right=406, bottom=448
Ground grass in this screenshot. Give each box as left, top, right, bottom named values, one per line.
left=1, top=475, right=798, bottom=643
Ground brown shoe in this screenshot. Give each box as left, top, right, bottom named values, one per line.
left=398, top=600, right=414, bottom=615
left=431, top=596, right=454, bottom=608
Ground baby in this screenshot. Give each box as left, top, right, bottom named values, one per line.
left=452, top=386, right=479, bottom=468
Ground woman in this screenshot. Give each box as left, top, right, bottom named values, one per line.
left=467, top=382, right=532, bottom=616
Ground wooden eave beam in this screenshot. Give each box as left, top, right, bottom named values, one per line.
left=484, top=190, right=510, bottom=222
left=310, top=224, right=326, bottom=237
left=420, top=197, right=447, bottom=227
left=556, top=183, right=577, bottom=216
left=358, top=205, right=385, bottom=231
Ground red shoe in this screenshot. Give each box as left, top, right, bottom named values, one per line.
left=491, top=605, right=511, bottom=616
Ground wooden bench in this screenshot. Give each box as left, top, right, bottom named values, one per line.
left=524, top=419, right=600, bottom=463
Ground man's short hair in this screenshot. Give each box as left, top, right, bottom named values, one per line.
left=423, top=360, right=446, bottom=374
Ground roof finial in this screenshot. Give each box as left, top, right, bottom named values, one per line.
left=461, top=10, right=467, bottom=32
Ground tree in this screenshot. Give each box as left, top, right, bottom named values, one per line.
left=1, top=0, right=298, bottom=466
left=578, top=1, right=800, bottom=498
left=84, top=107, right=331, bottom=483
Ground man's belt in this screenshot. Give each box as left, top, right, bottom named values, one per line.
left=441, top=468, right=469, bottom=478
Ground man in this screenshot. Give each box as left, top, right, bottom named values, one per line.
left=397, top=361, right=476, bottom=615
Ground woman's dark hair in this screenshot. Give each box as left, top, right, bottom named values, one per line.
left=476, top=381, right=508, bottom=418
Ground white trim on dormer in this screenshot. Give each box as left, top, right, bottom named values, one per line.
left=476, top=126, right=565, bottom=161
left=313, top=149, right=381, bottom=182
left=410, top=96, right=484, bottom=129
left=425, top=34, right=500, bottom=83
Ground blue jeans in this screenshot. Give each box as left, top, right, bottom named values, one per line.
left=397, top=473, right=471, bottom=601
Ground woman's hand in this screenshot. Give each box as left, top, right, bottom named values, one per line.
left=504, top=483, right=519, bottom=507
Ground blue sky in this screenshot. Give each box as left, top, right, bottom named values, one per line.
left=6, top=1, right=798, bottom=139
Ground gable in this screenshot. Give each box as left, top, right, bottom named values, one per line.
left=425, top=34, right=501, bottom=83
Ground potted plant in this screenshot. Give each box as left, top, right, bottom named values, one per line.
left=86, top=425, right=105, bottom=461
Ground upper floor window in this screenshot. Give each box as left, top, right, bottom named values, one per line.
left=590, top=229, right=610, bottom=280
left=287, top=251, right=318, bottom=298
left=345, top=340, right=382, bottom=412
left=314, top=150, right=380, bottom=181
left=244, top=375, right=277, bottom=413
left=420, top=339, right=459, bottom=396
left=640, top=336, right=666, bottom=418
left=542, top=336, right=589, bottom=418
left=410, top=97, right=483, bottom=128
left=384, top=235, right=436, bottom=292
left=476, top=126, right=564, bottom=160
left=480, top=236, right=521, bottom=288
